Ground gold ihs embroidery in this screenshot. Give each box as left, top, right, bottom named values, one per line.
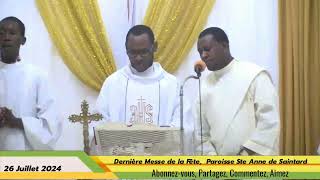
left=130, top=96, right=153, bottom=124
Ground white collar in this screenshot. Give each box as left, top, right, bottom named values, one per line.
left=129, top=63, right=155, bottom=77
left=213, top=59, right=236, bottom=78
left=0, top=60, right=22, bottom=70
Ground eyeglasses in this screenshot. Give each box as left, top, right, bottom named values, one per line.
left=126, top=46, right=153, bottom=58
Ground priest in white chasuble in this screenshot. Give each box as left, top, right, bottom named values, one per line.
left=0, top=17, right=61, bottom=150
left=96, top=24, right=181, bottom=127
left=194, top=27, right=280, bottom=156
left=92, top=25, right=194, bottom=154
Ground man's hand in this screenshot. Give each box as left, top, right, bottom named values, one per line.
left=0, top=107, right=23, bottom=129
left=0, top=107, right=5, bottom=127
left=238, top=147, right=260, bottom=156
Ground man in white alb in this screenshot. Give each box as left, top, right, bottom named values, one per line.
left=91, top=25, right=195, bottom=154
left=194, top=27, right=280, bottom=155
left=0, top=16, right=61, bottom=150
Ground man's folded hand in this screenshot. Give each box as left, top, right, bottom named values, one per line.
left=0, top=107, right=23, bottom=129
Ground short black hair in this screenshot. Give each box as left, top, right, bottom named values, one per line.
left=125, top=25, right=154, bottom=46
left=0, top=16, right=25, bottom=37
left=199, top=27, right=229, bottom=43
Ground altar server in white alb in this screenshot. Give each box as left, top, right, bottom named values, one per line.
left=95, top=25, right=184, bottom=128
left=0, top=16, right=61, bottom=150
left=194, top=27, right=280, bottom=155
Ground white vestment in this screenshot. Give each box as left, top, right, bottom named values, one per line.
left=91, top=62, right=194, bottom=154
left=95, top=62, right=180, bottom=126
left=0, top=61, right=61, bottom=150
left=194, top=60, right=280, bottom=155
left=317, top=145, right=320, bottom=155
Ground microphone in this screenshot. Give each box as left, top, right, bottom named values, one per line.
left=179, top=60, right=205, bottom=155
left=194, top=60, right=206, bottom=77
left=192, top=60, right=206, bottom=155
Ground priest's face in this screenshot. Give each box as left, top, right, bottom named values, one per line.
left=197, top=34, right=228, bottom=71
left=0, top=20, right=26, bottom=63
left=126, top=33, right=155, bottom=72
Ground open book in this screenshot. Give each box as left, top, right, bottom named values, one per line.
left=94, top=123, right=182, bottom=155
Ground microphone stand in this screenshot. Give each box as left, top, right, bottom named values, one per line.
left=180, top=74, right=200, bottom=155
left=198, top=76, right=203, bottom=155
